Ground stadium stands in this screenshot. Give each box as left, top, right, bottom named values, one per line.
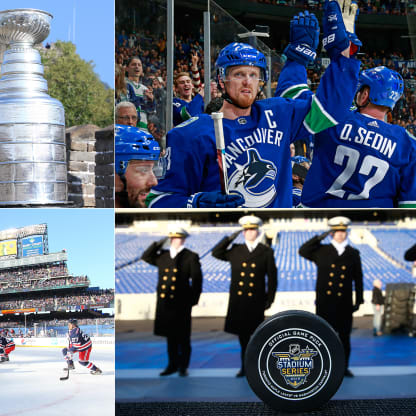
left=116, top=228, right=415, bottom=295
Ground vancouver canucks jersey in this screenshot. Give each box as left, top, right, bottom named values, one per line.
left=148, top=56, right=360, bottom=208
left=173, top=94, right=204, bottom=127
left=301, top=112, right=416, bottom=208
left=68, top=327, right=92, bottom=352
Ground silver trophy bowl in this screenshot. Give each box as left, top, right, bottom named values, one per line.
left=0, top=9, right=67, bottom=205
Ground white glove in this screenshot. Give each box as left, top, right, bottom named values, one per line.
left=336, top=0, right=358, bottom=33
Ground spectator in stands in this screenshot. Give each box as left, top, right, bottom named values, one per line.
left=126, top=56, right=156, bottom=131
left=211, top=215, right=277, bottom=377
left=299, top=216, right=364, bottom=378
left=173, top=53, right=204, bottom=126
left=115, top=124, right=160, bottom=208
left=141, top=226, right=203, bottom=377
left=115, top=102, right=139, bottom=127
left=371, top=279, right=384, bottom=336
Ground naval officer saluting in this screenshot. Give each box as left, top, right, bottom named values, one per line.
left=299, top=216, right=364, bottom=377
left=212, top=215, right=277, bottom=377
left=141, top=226, right=203, bottom=377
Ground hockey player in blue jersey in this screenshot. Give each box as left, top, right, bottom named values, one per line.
left=300, top=66, right=416, bottom=208
left=115, top=124, right=161, bottom=208
left=62, top=319, right=102, bottom=375
left=277, top=0, right=416, bottom=208
left=146, top=2, right=361, bottom=208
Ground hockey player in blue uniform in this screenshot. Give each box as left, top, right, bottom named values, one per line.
left=115, top=124, right=161, bottom=208
left=62, top=319, right=102, bottom=375
left=146, top=2, right=361, bottom=208
left=300, top=66, right=416, bottom=208
left=277, top=1, right=416, bottom=208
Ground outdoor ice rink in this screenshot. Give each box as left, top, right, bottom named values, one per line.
left=1, top=345, right=114, bottom=416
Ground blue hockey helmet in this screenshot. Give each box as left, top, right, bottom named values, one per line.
left=68, top=319, right=78, bottom=326
left=356, top=66, right=404, bottom=110
left=215, top=42, right=269, bottom=83
left=115, top=124, right=161, bottom=176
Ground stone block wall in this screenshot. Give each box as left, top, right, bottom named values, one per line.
left=66, top=124, right=114, bottom=208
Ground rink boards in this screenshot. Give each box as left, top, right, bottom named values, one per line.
left=14, top=336, right=115, bottom=348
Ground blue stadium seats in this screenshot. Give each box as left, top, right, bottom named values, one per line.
left=116, top=228, right=414, bottom=294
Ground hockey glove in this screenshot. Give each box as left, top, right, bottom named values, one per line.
left=188, top=191, right=244, bottom=208
left=322, top=0, right=350, bottom=60
left=336, top=0, right=361, bottom=56
left=284, top=11, right=320, bottom=67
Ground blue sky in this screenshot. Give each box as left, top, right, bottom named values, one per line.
left=0, top=209, right=114, bottom=290
left=1, top=0, right=114, bottom=86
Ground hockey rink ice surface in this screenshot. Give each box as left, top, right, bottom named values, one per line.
left=2, top=345, right=114, bottom=416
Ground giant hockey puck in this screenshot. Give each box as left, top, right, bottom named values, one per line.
left=245, top=310, right=345, bottom=413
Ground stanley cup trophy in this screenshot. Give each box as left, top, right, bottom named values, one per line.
left=0, top=9, right=67, bottom=205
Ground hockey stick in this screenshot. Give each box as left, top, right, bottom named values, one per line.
left=211, top=112, right=229, bottom=194
left=60, top=366, right=70, bottom=381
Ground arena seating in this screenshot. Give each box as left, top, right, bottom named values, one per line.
left=116, top=228, right=415, bottom=294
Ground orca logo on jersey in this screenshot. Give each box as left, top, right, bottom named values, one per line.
left=228, top=148, right=277, bottom=207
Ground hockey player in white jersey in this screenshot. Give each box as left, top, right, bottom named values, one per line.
left=146, top=1, right=361, bottom=208
left=277, top=0, right=416, bottom=208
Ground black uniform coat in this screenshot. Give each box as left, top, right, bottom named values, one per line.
left=212, top=236, right=277, bottom=335
left=298, top=235, right=364, bottom=333
left=141, top=240, right=203, bottom=337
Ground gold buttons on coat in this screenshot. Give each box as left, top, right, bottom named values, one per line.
left=242, top=262, right=247, bottom=267
left=249, top=282, right=254, bottom=287
left=248, top=292, right=253, bottom=297
left=163, top=276, right=168, bottom=281
left=340, top=274, right=345, bottom=279
left=239, top=281, right=244, bottom=286
left=328, top=282, right=333, bottom=286
left=173, top=268, right=178, bottom=272
left=329, top=273, right=334, bottom=277
left=165, top=268, right=169, bottom=272
left=161, top=285, right=166, bottom=289
left=341, top=265, right=346, bottom=270
left=240, top=272, right=245, bottom=277
left=238, top=291, right=243, bottom=296
left=251, top=263, right=256, bottom=268
left=337, top=292, right=342, bottom=297
left=172, top=277, right=177, bottom=282
left=339, top=283, right=343, bottom=288
left=160, top=293, right=165, bottom=298
left=171, top=286, right=175, bottom=290
left=331, top=264, right=335, bottom=268
left=250, top=273, right=255, bottom=277
left=170, top=295, right=174, bottom=299
left=327, top=290, right=332, bottom=295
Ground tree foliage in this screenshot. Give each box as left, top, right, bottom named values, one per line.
left=40, top=41, right=114, bottom=128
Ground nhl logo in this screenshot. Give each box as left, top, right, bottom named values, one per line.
left=237, top=117, right=247, bottom=125
left=245, top=311, right=346, bottom=412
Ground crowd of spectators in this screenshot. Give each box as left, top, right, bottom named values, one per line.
left=0, top=263, right=68, bottom=282
left=116, top=1, right=416, bottom=155
left=0, top=262, right=92, bottom=293
left=304, top=51, right=416, bottom=134
left=254, top=0, right=416, bottom=15
left=0, top=275, right=90, bottom=293
left=0, top=289, right=114, bottom=310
